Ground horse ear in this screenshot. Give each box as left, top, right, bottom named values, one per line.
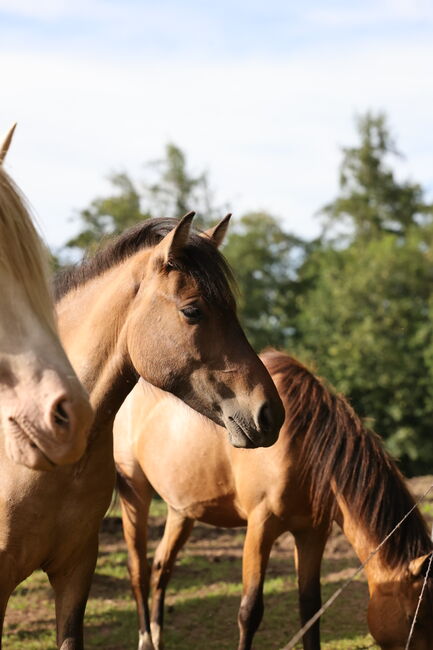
left=408, top=553, right=433, bottom=578
left=202, top=213, right=232, bottom=248
left=154, top=211, right=195, bottom=265
left=0, top=123, right=17, bottom=165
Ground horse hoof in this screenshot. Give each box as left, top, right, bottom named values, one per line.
left=138, top=631, right=155, bottom=650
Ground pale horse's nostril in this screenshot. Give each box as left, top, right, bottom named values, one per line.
left=52, top=398, right=71, bottom=431
left=257, top=401, right=272, bottom=433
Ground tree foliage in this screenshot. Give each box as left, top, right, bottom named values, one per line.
left=223, top=212, right=304, bottom=350
left=298, top=113, right=433, bottom=474
left=65, top=143, right=220, bottom=256
left=321, top=112, right=433, bottom=241
left=66, top=173, right=146, bottom=253
left=297, top=235, right=433, bottom=472
left=145, top=143, right=218, bottom=226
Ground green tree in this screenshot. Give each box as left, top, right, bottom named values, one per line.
left=321, top=112, right=433, bottom=241
left=65, top=143, right=220, bottom=257
left=66, top=173, right=146, bottom=254
left=297, top=113, right=433, bottom=474
left=224, top=212, right=304, bottom=351
left=146, top=143, right=219, bottom=226
left=297, top=235, right=433, bottom=473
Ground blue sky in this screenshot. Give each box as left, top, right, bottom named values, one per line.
left=1, top=0, right=433, bottom=249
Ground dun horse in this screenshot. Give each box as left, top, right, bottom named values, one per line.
left=114, top=350, right=433, bottom=650
left=0, top=126, right=92, bottom=469
left=0, top=214, right=285, bottom=648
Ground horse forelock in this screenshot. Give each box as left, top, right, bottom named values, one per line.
left=260, top=349, right=433, bottom=570
left=54, top=218, right=236, bottom=310
left=0, top=167, right=55, bottom=333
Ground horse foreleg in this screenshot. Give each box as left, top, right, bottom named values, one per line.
left=293, top=526, right=327, bottom=650
left=0, top=568, right=16, bottom=650
left=47, top=535, right=99, bottom=650
left=0, top=594, right=10, bottom=650
left=150, top=507, right=194, bottom=650
left=0, top=602, right=6, bottom=650
left=118, top=470, right=154, bottom=650
left=237, top=511, right=278, bottom=650
left=0, top=551, right=21, bottom=649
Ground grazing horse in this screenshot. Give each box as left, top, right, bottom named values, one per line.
left=114, top=350, right=433, bottom=650
left=1, top=213, right=284, bottom=650
left=0, top=127, right=92, bottom=469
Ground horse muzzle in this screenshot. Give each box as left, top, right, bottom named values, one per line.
left=3, top=392, right=93, bottom=470
left=223, top=399, right=283, bottom=449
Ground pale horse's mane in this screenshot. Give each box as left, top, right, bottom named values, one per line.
left=0, top=166, right=56, bottom=333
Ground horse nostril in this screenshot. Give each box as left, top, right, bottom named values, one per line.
left=52, top=399, right=71, bottom=430
left=257, top=402, right=272, bottom=433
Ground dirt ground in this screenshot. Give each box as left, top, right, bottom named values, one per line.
left=3, top=476, right=433, bottom=649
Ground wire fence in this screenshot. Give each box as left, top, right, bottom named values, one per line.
left=280, top=482, right=433, bottom=650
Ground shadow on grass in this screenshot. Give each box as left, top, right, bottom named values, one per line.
left=83, top=551, right=373, bottom=650
left=4, top=522, right=374, bottom=650
left=90, top=571, right=131, bottom=598
left=84, top=605, right=138, bottom=650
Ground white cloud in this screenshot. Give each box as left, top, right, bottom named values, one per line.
left=2, top=27, right=433, bottom=249
left=0, top=0, right=91, bottom=19
left=0, top=0, right=217, bottom=46
left=384, top=0, right=433, bottom=19
left=306, top=0, right=433, bottom=27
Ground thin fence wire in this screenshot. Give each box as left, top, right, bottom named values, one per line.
left=280, top=482, right=433, bottom=650
left=404, top=550, right=433, bottom=650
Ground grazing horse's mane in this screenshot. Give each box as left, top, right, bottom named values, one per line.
left=262, top=349, right=433, bottom=570
left=54, top=218, right=236, bottom=308
left=0, top=167, right=55, bottom=332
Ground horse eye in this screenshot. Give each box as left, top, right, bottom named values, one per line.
left=180, top=305, right=202, bottom=323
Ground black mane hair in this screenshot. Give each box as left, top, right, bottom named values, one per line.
left=54, top=218, right=236, bottom=310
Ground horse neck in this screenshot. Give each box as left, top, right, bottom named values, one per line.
left=334, top=496, right=407, bottom=591
left=331, top=458, right=432, bottom=591
left=56, top=258, right=142, bottom=428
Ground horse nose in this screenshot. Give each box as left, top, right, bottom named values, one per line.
left=257, top=401, right=272, bottom=432
left=44, top=392, right=92, bottom=464
left=51, top=397, right=74, bottom=431
left=255, top=399, right=284, bottom=446
left=49, top=396, right=74, bottom=437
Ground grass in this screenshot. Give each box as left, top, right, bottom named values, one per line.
left=158, top=552, right=377, bottom=650
left=4, top=475, right=433, bottom=650
left=7, top=475, right=433, bottom=650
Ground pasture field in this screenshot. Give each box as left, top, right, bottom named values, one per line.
left=4, top=476, right=433, bottom=650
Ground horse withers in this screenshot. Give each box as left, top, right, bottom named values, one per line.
left=114, top=350, right=433, bottom=650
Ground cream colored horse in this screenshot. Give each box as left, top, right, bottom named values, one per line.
left=0, top=127, right=95, bottom=647
left=114, top=351, right=433, bottom=650
left=0, top=125, right=92, bottom=469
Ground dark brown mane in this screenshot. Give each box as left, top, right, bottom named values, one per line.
left=54, top=218, right=236, bottom=309
left=261, top=349, right=433, bottom=570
